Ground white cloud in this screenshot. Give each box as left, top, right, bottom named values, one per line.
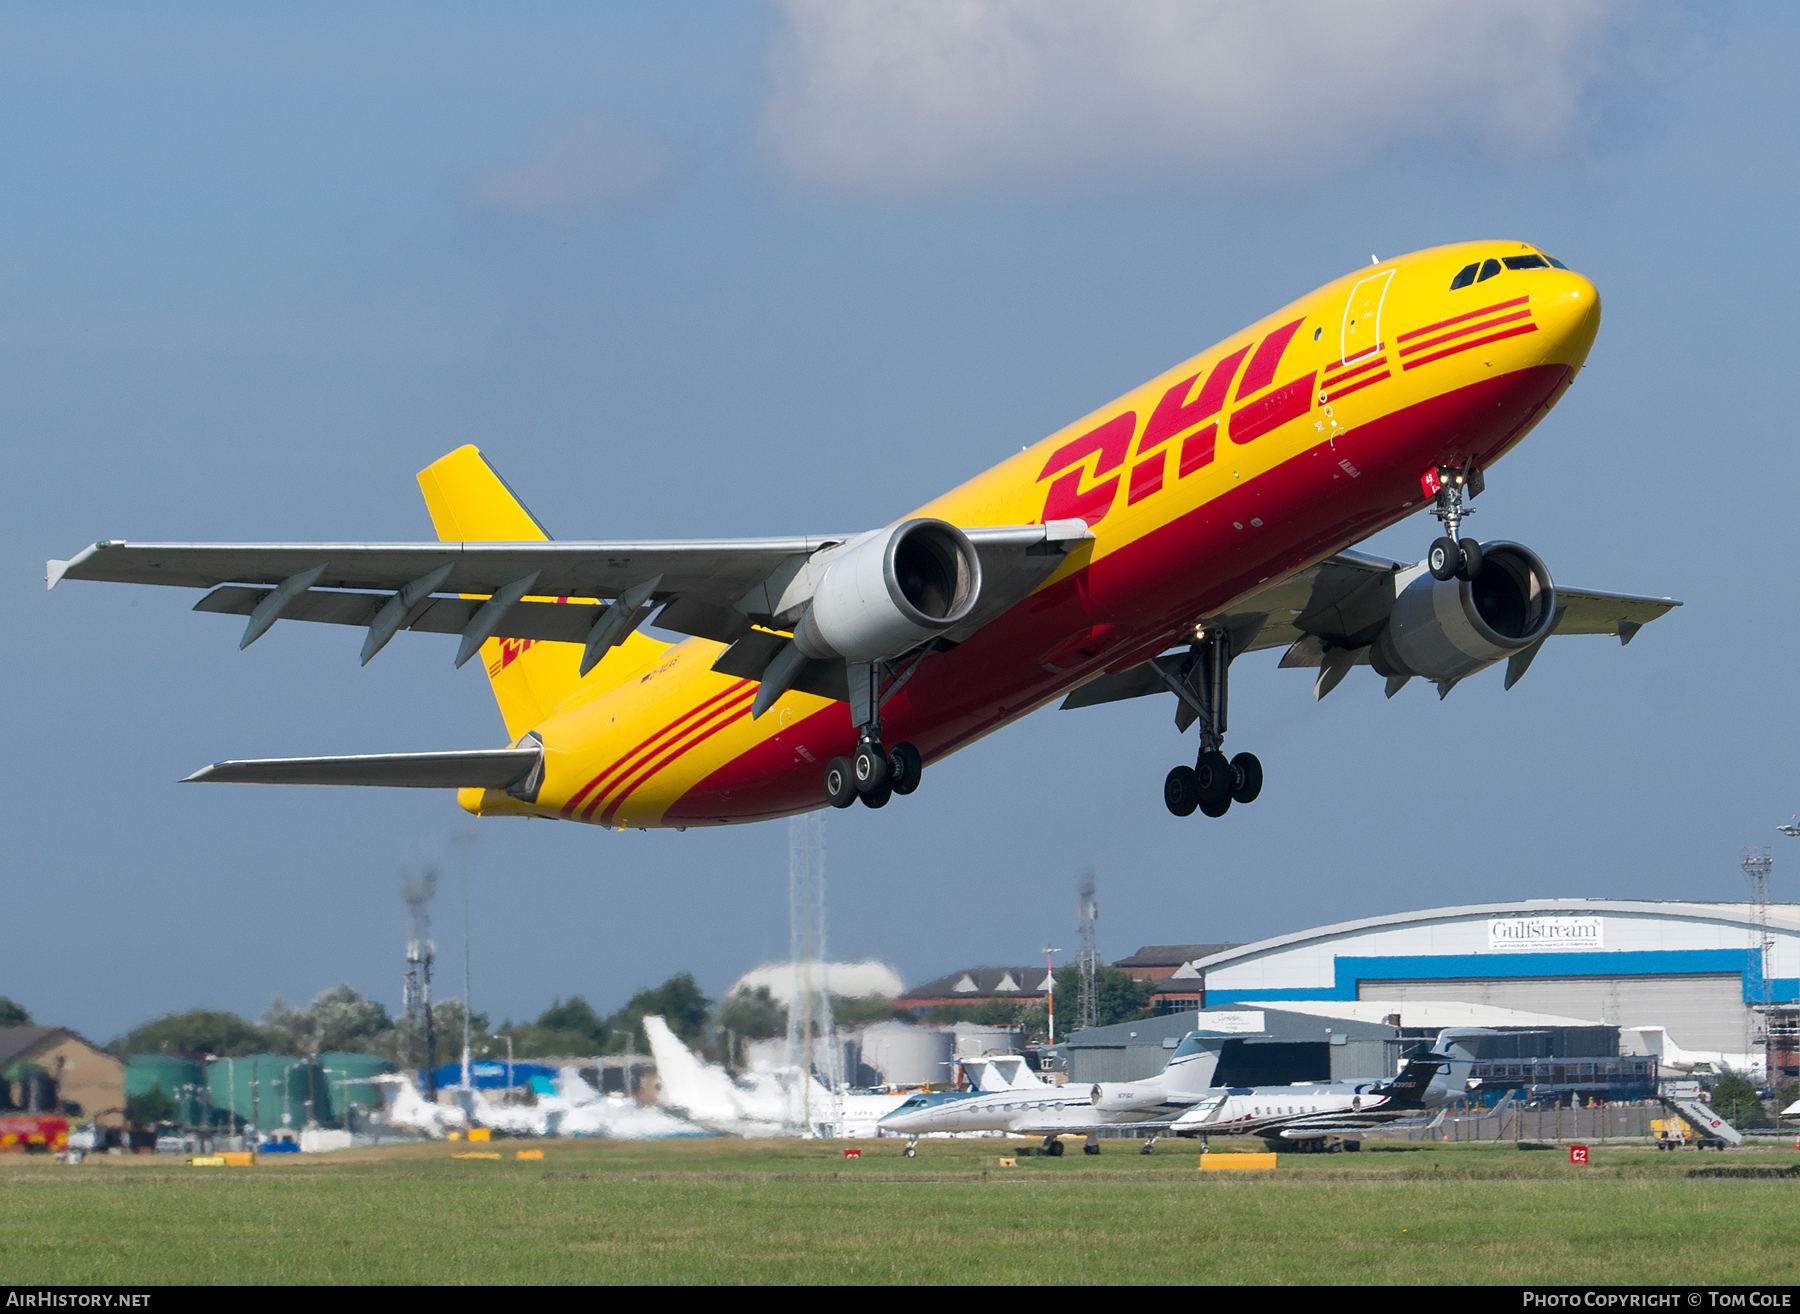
left=759, top=0, right=1629, bottom=199
left=471, top=114, right=670, bottom=215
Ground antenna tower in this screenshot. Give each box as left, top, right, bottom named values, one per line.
left=1743, top=846, right=1774, bottom=1012
left=787, top=812, right=841, bottom=1134
left=401, top=865, right=439, bottom=1094
left=1076, top=871, right=1100, bottom=1031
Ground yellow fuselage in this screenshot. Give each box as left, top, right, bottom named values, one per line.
left=464, top=241, right=1599, bottom=828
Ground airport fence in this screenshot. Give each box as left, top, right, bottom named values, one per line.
left=1405, top=1104, right=1659, bottom=1144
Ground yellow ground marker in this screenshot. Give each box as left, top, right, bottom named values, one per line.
left=1200, top=1152, right=1277, bottom=1171
left=452, top=1152, right=502, bottom=1160
left=515, top=1150, right=544, bottom=1161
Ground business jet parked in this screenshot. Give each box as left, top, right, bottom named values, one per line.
left=882, top=1029, right=1484, bottom=1155
left=51, top=243, right=1675, bottom=825
left=880, top=1029, right=1226, bottom=1156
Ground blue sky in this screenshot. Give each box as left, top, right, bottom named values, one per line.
left=6, top=2, right=1797, bottom=1042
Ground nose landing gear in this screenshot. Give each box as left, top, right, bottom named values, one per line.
left=1154, top=627, right=1264, bottom=819
left=1423, top=462, right=1485, bottom=582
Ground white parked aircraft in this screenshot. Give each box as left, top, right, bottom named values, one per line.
left=880, top=1029, right=1230, bottom=1156
left=370, top=1074, right=468, bottom=1138
left=642, top=1015, right=908, bottom=1138
left=1627, top=1026, right=1761, bottom=1078
left=880, top=1029, right=1483, bottom=1155
left=373, top=1066, right=705, bottom=1139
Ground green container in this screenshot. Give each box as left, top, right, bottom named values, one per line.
left=318, top=1053, right=396, bottom=1117
left=125, top=1056, right=207, bottom=1126
left=205, top=1055, right=328, bottom=1132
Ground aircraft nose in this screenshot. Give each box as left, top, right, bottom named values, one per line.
left=1533, top=270, right=1601, bottom=367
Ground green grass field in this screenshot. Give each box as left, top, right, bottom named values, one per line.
left=4, top=1136, right=1798, bottom=1285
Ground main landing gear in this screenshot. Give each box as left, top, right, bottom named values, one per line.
left=1153, top=627, right=1264, bottom=819
left=1423, top=461, right=1485, bottom=583
left=824, top=652, right=928, bottom=810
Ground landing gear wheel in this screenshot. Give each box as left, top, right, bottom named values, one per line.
left=1455, top=537, right=1483, bottom=582
left=1164, top=766, right=1199, bottom=817
left=1195, top=751, right=1234, bottom=808
left=902, top=1147, right=916, bottom=1158
left=1229, top=752, right=1263, bottom=805
left=859, top=779, right=892, bottom=809
left=824, top=758, right=857, bottom=809
left=1429, top=536, right=1460, bottom=581
left=1045, top=1138, right=1064, bottom=1157
left=1199, top=794, right=1232, bottom=818
left=886, top=742, right=922, bottom=796
left=853, top=742, right=888, bottom=793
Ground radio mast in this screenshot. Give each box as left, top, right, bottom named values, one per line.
left=1077, top=871, right=1100, bottom=1031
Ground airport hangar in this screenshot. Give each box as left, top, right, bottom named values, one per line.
left=1181, top=899, right=1800, bottom=1062
left=1047, top=900, right=1800, bottom=1092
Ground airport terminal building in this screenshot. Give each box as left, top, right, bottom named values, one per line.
left=1190, top=899, right=1800, bottom=1058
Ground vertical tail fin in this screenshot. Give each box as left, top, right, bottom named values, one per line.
left=417, top=445, right=667, bottom=740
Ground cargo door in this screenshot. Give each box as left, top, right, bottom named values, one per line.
left=1340, top=268, right=1394, bottom=366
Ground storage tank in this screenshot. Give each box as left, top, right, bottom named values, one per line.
left=855, top=1022, right=954, bottom=1087
left=125, top=1056, right=206, bottom=1125
left=952, top=1023, right=1023, bottom=1059
left=318, top=1053, right=395, bottom=1123
left=206, top=1055, right=326, bottom=1132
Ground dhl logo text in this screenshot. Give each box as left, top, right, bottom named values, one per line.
left=1035, top=317, right=1317, bottom=526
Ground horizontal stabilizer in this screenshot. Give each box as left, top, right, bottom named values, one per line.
left=183, top=747, right=541, bottom=789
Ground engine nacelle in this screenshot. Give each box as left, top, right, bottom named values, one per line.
left=792, top=518, right=981, bottom=663
left=1370, top=541, right=1557, bottom=683
left=1089, top=1081, right=1168, bottom=1114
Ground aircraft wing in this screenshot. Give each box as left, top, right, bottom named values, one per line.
left=47, top=523, right=1086, bottom=653
left=1063, top=547, right=1679, bottom=711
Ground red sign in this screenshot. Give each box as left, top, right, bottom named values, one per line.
left=1420, top=467, right=1442, bottom=499
left=1569, top=1145, right=1590, bottom=1166
left=842, top=1148, right=862, bottom=1159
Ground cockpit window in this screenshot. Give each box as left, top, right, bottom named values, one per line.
left=1449, top=263, right=1479, bottom=290
left=1502, top=254, right=1550, bottom=271
left=1475, top=258, right=1502, bottom=283
left=1544, top=255, right=1569, bottom=269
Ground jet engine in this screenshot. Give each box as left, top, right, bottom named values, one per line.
left=1370, top=541, right=1557, bottom=683
left=791, top=518, right=981, bottom=663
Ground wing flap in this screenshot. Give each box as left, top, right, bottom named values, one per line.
left=194, top=586, right=609, bottom=644
left=183, top=747, right=541, bottom=789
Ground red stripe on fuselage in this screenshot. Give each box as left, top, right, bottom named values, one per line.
left=595, top=688, right=756, bottom=826
left=1401, top=321, right=1539, bottom=371
left=1322, top=370, right=1390, bottom=401
left=564, top=680, right=754, bottom=818
left=1320, top=354, right=1390, bottom=390
left=1398, top=309, right=1532, bottom=359
left=1396, top=296, right=1529, bottom=344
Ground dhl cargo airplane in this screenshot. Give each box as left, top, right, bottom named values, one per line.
left=48, top=241, right=1678, bottom=828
